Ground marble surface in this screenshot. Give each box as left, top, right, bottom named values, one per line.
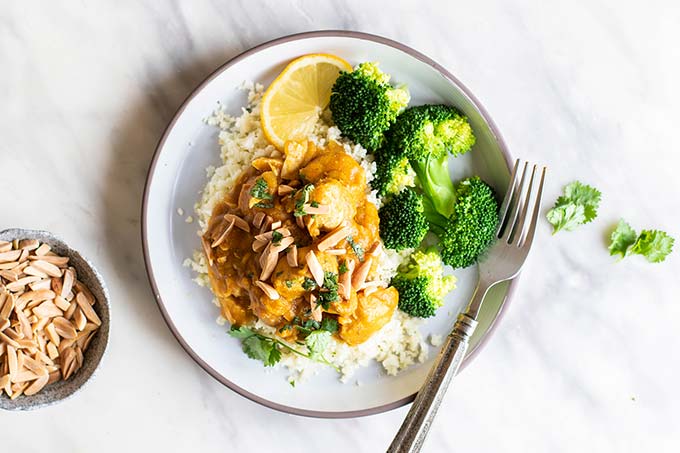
left=1, top=1, right=679, bottom=451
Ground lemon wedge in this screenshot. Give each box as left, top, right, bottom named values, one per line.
left=261, top=53, right=352, bottom=150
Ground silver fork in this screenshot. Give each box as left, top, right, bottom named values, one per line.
left=388, top=160, right=547, bottom=453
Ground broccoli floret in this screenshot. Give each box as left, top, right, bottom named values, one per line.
left=425, top=177, right=499, bottom=269
left=378, top=188, right=429, bottom=251
left=372, top=152, right=415, bottom=196
left=330, top=62, right=410, bottom=151
left=392, top=249, right=456, bottom=318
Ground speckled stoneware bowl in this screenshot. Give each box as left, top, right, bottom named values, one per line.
left=0, top=229, right=110, bottom=411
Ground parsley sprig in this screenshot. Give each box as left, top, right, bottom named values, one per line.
left=546, top=181, right=601, bottom=234
left=609, top=219, right=674, bottom=263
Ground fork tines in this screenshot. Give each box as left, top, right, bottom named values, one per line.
left=497, top=159, right=547, bottom=248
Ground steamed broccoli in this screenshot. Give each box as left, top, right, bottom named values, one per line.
left=329, top=62, right=410, bottom=151
left=375, top=105, right=498, bottom=268
left=378, top=188, right=429, bottom=251
left=392, top=249, right=456, bottom=318
left=424, top=177, right=499, bottom=269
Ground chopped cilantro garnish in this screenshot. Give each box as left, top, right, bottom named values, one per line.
left=302, top=277, right=317, bottom=291
left=346, top=236, right=364, bottom=261
left=272, top=230, right=283, bottom=245
left=285, top=280, right=293, bottom=288
left=338, top=261, right=348, bottom=274
left=294, top=184, right=315, bottom=217
left=310, top=200, right=319, bottom=208
left=250, top=178, right=273, bottom=200
left=254, top=201, right=274, bottom=209
left=317, top=271, right=339, bottom=309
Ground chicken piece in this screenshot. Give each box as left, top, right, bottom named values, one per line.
left=218, top=295, right=254, bottom=326
left=339, top=287, right=398, bottom=345
left=281, top=140, right=320, bottom=180
left=328, top=290, right=358, bottom=320
left=299, top=150, right=366, bottom=199
left=307, top=179, right=357, bottom=236
left=248, top=287, right=296, bottom=327
left=270, top=257, right=310, bottom=301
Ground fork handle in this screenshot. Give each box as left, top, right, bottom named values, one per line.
left=387, top=313, right=478, bottom=453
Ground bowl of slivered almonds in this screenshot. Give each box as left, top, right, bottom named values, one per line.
left=0, top=229, right=110, bottom=410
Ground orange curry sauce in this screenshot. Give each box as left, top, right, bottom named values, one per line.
left=201, top=140, right=397, bottom=345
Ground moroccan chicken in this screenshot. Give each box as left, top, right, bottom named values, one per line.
left=202, top=140, right=398, bottom=345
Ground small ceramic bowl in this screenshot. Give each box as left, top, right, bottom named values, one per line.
left=0, top=229, right=110, bottom=411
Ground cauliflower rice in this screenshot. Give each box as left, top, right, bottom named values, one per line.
left=185, top=82, right=429, bottom=382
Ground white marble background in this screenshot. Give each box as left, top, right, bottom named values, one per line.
left=1, top=1, right=679, bottom=451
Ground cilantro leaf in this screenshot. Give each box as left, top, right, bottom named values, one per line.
left=272, top=230, right=283, bottom=245
left=228, top=325, right=255, bottom=339
left=242, top=335, right=280, bottom=366
left=294, top=184, right=315, bottom=217
left=302, top=277, right=317, bottom=291
left=631, top=230, right=675, bottom=263
left=317, top=271, right=339, bottom=309
left=346, top=235, right=365, bottom=261
left=546, top=203, right=586, bottom=233
left=562, top=181, right=601, bottom=223
left=305, top=331, right=332, bottom=360
left=320, top=317, right=338, bottom=333
left=338, top=261, right=348, bottom=274
left=609, top=219, right=637, bottom=258
left=547, top=181, right=601, bottom=234
left=250, top=178, right=273, bottom=200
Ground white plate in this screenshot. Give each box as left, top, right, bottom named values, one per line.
left=142, top=31, right=515, bottom=418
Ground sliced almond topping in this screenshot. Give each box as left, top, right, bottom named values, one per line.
left=270, top=220, right=282, bottom=230
left=75, top=293, right=101, bottom=326
left=52, top=317, right=77, bottom=339
left=22, top=355, right=47, bottom=377
left=252, top=211, right=266, bottom=229
left=0, top=293, right=14, bottom=319
left=30, top=260, right=62, bottom=278
left=22, top=266, right=47, bottom=278
left=367, top=241, right=383, bottom=257
left=316, top=224, right=351, bottom=251
left=260, top=215, right=273, bottom=233
left=0, top=318, right=9, bottom=332
left=73, top=281, right=94, bottom=305
left=73, top=308, right=87, bottom=331
left=28, top=254, right=69, bottom=267
left=7, top=345, right=18, bottom=380
left=0, top=269, right=19, bottom=282
left=352, top=257, right=373, bottom=290
left=224, top=214, right=250, bottom=232
left=6, top=276, right=42, bottom=292
left=254, top=231, right=273, bottom=242
left=15, top=290, right=56, bottom=309
left=0, top=241, right=11, bottom=253
left=45, top=323, right=60, bottom=346
left=270, top=236, right=294, bottom=254
left=286, top=246, right=298, bottom=268
left=29, top=279, right=52, bottom=291
left=64, top=300, right=77, bottom=320
left=254, top=281, right=280, bottom=300
left=295, top=215, right=305, bottom=229
left=211, top=219, right=235, bottom=248
left=16, top=309, right=32, bottom=339
left=24, top=373, right=48, bottom=396
left=12, top=370, right=39, bottom=383
left=259, top=249, right=278, bottom=281
left=0, top=374, right=9, bottom=390
left=54, top=296, right=70, bottom=312
left=305, top=251, right=324, bottom=286
left=325, top=248, right=346, bottom=255
left=302, top=203, right=330, bottom=215
left=252, top=239, right=268, bottom=252
left=201, top=236, right=213, bottom=267
left=277, top=185, right=294, bottom=196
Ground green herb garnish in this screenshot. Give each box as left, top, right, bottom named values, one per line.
left=285, top=280, right=293, bottom=288
left=338, top=261, right=348, bottom=274
left=302, top=277, right=317, bottom=291
left=294, top=184, right=315, bottom=217
left=250, top=178, right=273, bottom=200
left=272, top=230, right=284, bottom=245
left=546, top=181, right=601, bottom=234
left=609, top=219, right=674, bottom=263
left=346, top=236, right=365, bottom=261
left=317, top=271, right=339, bottom=309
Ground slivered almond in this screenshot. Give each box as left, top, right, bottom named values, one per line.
left=0, top=269, right=19, bottom=281
left=224, top=214, right=250, bottom=232
left=33, top=301, right=63, bottom=318
left=28, top=254, right=69, bottom=266
left=270, top=236, right=294, bottom=254
left=0, top=250, right=21, bottom=263
left=6, top=276, right=42, bottom=292
left=16, top=290, right=56, bottom=309
left=60, top=268, right=75, bottom=298
left=277, top=185, right=294, bottom=196
left=7, top=345, right=17, bottom=379
left=24, top=374, right=48, bottom=396
left=252, top=239, right=268, bottom=252
left=29, top=279, right=52, bottom=291
left=30, top=260, right=62, bottom=278
left=274, top=227, right=291, bottom=237
left=367, top=241, right=383, bottom=257
left=0, top=374, right=9, bottom=390
left=211, top=219, right=235, bottom=248
left=0, top=318, right=9, bottom=331
left=16, top=309, right=32, bottom=339
left=0, top=262, right=20, bottom=270
left=286, top=246, right=298, bottom=267
left=0, top=293, right=14, bottom=319
left=254, top=231, right=273, bottom=242
left=18, top=248, right=29, bottom=263
left=325, top=248, right=346, bottom=255
left=260, top=215, right=273, bottom=233
left=46, top=370, right=60, bottom=385
left=46, top=342, right=59, bottom=360
left=305, top=251, right=324, bottom=286
left=52, top=317, right=77, bottom=339
left=23, top=355, right=48, bottom=376
left=302, top=203, right=330, bottom=215
left=12, top=370, right=39, bottom=383
left=295, top=215, right=305, bottom=229
left=54, top=296, right=70, bottom=312
left=45, top=323, right=60, bottom=346
left=64, top=300, right=77, bottom=320
left=310, top=294, right=322, bottom=322
left=316, top=224, right=351, bottom=251
left=0, top=241, right=11, bottom=253
left=201, top=236, right=213, bottom=267
left=75, top=293, right=101, bottom=326
left=252, top=211, right=266, bottom=228
left=270, top=220, right=282, bottom=230
left=352, top=257, right=373, bottom=289
left=18, top=239, right=40, bottom=251
left=74, top=281, right=94, bottom=305
left=254, top=281, right=280, bottom=300
left=73, top=308, right=87, bottom=331
left=259, top=249, right=278, bottom=281
left=34, top=243, right=51, bottom=256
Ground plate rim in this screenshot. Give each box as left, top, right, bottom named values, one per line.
left=141, top=30, right=517, bottom=418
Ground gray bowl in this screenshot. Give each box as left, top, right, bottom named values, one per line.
left=0, top=229, right=110, bottom=411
